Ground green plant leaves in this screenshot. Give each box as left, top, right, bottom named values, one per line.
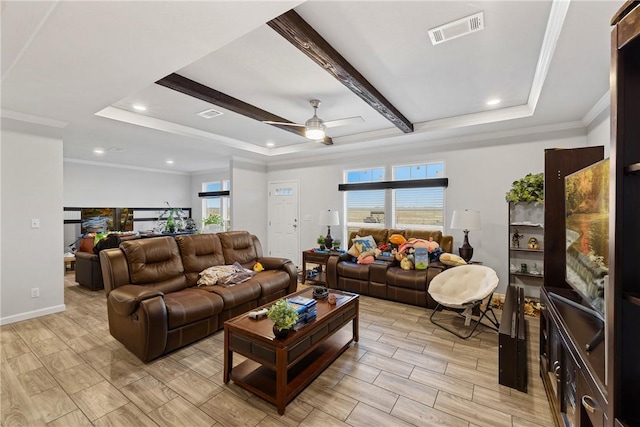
left=505, top=173, right=544, bottom=203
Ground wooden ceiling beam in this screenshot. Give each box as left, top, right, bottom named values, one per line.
left=268, top=10, right=414, bottom=133
left=156, top=73, right=333, bottom=145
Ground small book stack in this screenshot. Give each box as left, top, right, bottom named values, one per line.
left=289, top=295, right=318, bottom=330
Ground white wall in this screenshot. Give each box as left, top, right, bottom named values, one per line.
left=63, top=161, right=192, bottom=246
left=269, top=130, right=591, bottom=295
left=230, top=158, right=268, bottom=245
left=587, top=107, right=611, bottom=158
left=1, top=120, right=65, bottom=324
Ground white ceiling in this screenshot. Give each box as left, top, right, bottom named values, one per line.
left=1, top=1, right=620, bottom=173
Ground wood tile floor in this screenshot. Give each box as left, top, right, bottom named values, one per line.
left=0, top=273, right=553, bottom=426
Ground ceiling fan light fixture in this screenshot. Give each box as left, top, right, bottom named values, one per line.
left=304, top=117, right=325, bottom=140
left=305, top=127, right=325, bottom=140
left=304, top=99, right=326, bottom=140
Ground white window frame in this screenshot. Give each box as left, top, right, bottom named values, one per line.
left=343, top=167, right=386, bottom=233
left=391, top=161, right=445, bottom=231
left=202, top=180, right=231, bottom=230
left=342, top=161, right=446, bottom=234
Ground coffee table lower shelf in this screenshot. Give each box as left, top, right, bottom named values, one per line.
left=229, top=327, right=353, bottom=411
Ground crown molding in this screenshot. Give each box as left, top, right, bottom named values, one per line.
left=1, top=109, right=67, bottom=128
left=63, top=158, right=190, bottom=175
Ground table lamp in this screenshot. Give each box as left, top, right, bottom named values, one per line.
left=451, top=209, right=481, bottom=262
left=319, top=209, right=340, bottom=251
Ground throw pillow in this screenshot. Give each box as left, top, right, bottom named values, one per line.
left=347, top=235, right=377, bottom=257
left=439, top=253, right=468, bottom=266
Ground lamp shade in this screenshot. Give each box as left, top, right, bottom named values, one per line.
left=451, top=209, right=481, bottom=231
left=319, top=210, right=340, bottom=226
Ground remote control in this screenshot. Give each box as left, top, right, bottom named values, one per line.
left=248, top=308, right=268, bottom=319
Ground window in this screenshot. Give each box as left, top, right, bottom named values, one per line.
left=344, top=168, right=385, bottom=235
left=343, top=162, right=446, bottom=234
left=393, top=163, right=444, bottom=230
left=202, top=180, right=230, bottom=230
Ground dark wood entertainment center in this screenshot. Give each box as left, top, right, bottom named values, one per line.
left=539, top=3, right=640, bottom=426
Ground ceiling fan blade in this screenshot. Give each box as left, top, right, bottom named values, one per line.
left=323, top=116, right=364, bottom=129
left=262, top=120, right=305, bottom=127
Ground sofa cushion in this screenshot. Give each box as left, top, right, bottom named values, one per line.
left=200, top=281, right=262, bottom=310
left=349, top=228, right=389, bottom=247
left=251, top=270, right=291, bottom=296
left=387, top=267, right=428, bottom=291
left=218, top=231, right=259, bottom=265
left=337, top=261, right=370, bottom=281
left=163, top=288, right=224, bottom=330
left=176, top=234, right=225, bottom=286
left=121, top=237, right=187, bottom=294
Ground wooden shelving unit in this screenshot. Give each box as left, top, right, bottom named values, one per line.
left=508, top=202, right=545, bottom=295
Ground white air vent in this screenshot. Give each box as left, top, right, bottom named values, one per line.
left=428, top=12, right=484, bottom=46
left=197, top=108, right=224, bottom=119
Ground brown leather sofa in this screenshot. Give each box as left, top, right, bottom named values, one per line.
left=99, top=231, right=297, bottom=362
left=326, top=228, right=453, bottom=309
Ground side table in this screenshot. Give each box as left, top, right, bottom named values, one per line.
left=302, top=250, right=337, bottom=284
left=64, top=256, right=76, bottom=272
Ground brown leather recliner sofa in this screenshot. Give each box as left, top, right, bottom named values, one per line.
left=326, top=228, right=453, bottom=309
left=99, top=231, right=297, bottom=362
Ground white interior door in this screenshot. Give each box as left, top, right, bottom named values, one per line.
left=268, top=181, right=300, bottom=266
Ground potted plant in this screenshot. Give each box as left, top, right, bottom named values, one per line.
left=505, top=173, right=544, bottom=203
left=332, top=238, right=341, bottom=251
left=202, top=213, right=224, bottom=233
left=267, top=299, right=299, bottom=339
left=316, top=235, right=326, bottom=250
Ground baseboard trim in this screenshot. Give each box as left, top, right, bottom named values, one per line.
left=0, top=304, right=66, bottom=325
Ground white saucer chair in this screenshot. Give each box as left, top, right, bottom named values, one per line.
left=428, top=264, right=500, bottom=339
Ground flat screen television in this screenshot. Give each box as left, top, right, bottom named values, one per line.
left=564, top=158, right=609, bottom=315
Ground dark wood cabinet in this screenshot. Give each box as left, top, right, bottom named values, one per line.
left=540, top=3, right=640, bottom=426
left=610, top=3, right=640, bottom=426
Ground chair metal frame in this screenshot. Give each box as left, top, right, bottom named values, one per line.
left=429, top=292, right=500, bottom=339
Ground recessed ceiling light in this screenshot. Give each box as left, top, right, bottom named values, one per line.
left=266, top=142, right=275, bottom=148
left=486, top=99, right=501, bottom=106
left=133, top=104, right=147, bottom=111
left=93, top=148, right=104, bottom=154
left=166, top=160, right=174, bottom=164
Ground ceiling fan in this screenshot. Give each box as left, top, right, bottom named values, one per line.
left=263, top=99, right=363, bottom=143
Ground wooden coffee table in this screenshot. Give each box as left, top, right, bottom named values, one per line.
left=223, top=287, right=359, bottom=414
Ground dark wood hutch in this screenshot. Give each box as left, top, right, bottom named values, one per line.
left=539, top=2, right=640, bottom=426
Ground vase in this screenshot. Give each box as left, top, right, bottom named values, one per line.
left=272, top=325, right=290, bottom=339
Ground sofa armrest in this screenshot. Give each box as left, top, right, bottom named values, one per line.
left=108, top=285, right=164, bottom=316
left=256, top=257, right=298, bottom=294
left=326, top=254, right=348, bottom=288
left=100, top=248, right=131, bottom=296
left=75, top=251, right=99, bottom=261
left=256, top=257, right=292, bottom=271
